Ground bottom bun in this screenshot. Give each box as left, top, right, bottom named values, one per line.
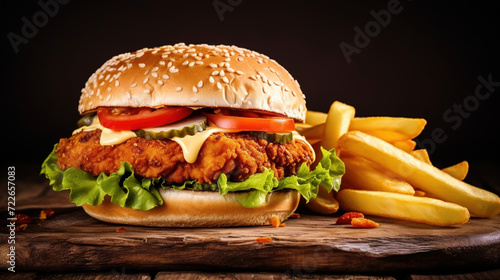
left=82, top=189, right=300, bottom=227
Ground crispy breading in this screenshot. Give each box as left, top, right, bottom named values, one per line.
left=56, top=130, right=314, bottom=184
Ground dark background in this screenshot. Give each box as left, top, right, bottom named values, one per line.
left=2, top=0, right=499, bottom=192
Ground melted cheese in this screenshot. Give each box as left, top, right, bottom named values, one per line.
left=74, top=117, right=315, bottom=164
left=72, top=117, right=137, bottom=146
left=171, top=125, right=240, bottom=163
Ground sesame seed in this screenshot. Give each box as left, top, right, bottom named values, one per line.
left=107, top=87, right=112, bottom=92
left=151, top=67, right=159, bottom=72
left=182, top=60, right=189, bottom=66
left=143, top=78, right=149, bottom=84
left=167, top=61, right=172, bottom=68
left=169, top=66, right=179, bottom=73
left=219, top=70, right=225, bottom=76
left=219, top=62, right=225, bottom=67
left=222, top=77, right=229, bottom=83
left=216, top=82, right=222, bottom=89
left=151, top=72, right=158, bottom=78
left=162, top=74, right=169, bottom=80
left=144, top=89, right=151, bottom=94
left=197, top=80, right=204, bottom=87
left=176, top=87, right=182, bottom=92
left=249, top=76, right=257, bottom=80
left=190, top=97, right=198, bottom=103
left=211, top=70, right=219, bottom=76
left=209, top=76, right=215, bottom=84
left=237, top=57, right=244, bottom=62
left=183, top=53, right=189, bottom=58
left=226, top=68, right=235, bottom=73
left=224, top=57, right=230, bottom=62
left=159, top=61, right=166, bottom=66
left=115, top=80, right=120, bottom=87
left=158, top=80, right=164, bottom=85
left=189, top=61, right=195, bottom=67
left=236, top=70, right=244, bottom=75
left=144, top=70, right=149, bottom=75
left=195, top=61, right=203, bottom=65
left=131, top=83, right=138, bottom=88
left=209, top=63, right=218, bottom=68
left=192, top=86, right=198, bottom=93
left=139, top=63, right=146, bottom=68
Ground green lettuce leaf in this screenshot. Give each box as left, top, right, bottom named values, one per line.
left=40, top=144, right=344, bottom=210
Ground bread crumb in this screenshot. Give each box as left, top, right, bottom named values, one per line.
left=256, top=237, right=272, bottom=244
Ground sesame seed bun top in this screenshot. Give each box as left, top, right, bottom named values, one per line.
left=79, top=43, right=307, bottom=121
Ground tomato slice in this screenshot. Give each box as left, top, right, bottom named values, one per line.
left=97, top=107, right=193, bottom=130
left=205, top=113, right=295, bottom=132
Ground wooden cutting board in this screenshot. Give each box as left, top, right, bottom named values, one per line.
left=2, top=206, right=500, bottom=274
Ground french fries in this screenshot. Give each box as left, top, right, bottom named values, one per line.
left=337, top=189, right=470, bottom=226
left=442, top=161, right=469, bottom=181
left=410, top=149, right=432, bottom=165
left=349, top=117, right=426, bottom=142
left=305, top=110, right=328, bottom=126
left=305, top=102, right=354, bottom=214
left=305, top=185, right=339, bottom=214
left=338, top=131, right=500, bottom=218
left=298, top=123, right=325, bottom=145
left=321, top=101, right=355, bottom=152
left=390, top=140, right=416, bottom=153
left=341, top=156, right=415, bottom=195
left=299, top=100, right=499, bottom=225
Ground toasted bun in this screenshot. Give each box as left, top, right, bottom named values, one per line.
left=82, top=189, right=300, bottom=227
left=79, top=43, right=306, bottom=121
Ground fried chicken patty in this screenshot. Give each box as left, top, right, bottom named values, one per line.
left=56, top=130, right=314, bottom=184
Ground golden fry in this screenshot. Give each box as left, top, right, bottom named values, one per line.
left=410, top=149, right=432, bottom=165
left=341, top=156, right=415, bottom=195
left=294, top=123, right=312, bottom=133
left=305, top=185, right=339, bottom=214
left=337, top=189, right=470, bottom=226
left=442, top=161, right=469, bottom=181
left=298, top=123, right=325, bottom=142
left=321, top=101, right=355, bottom=151
left=414, top=190, right=426, bottom=197
left=338, top=131, right=500, bottom=218
left=305, top=110, right=328, bottom=125
left=349, top=117, right=426, bottom=142
left=390, top=140, right=416, bottom=153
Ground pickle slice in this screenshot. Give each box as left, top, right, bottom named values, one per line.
left=77, top=113, right=96, bottom=127
left=247, top=131, right=293, bottom=144
left=135, top=114, right=208, bottom=140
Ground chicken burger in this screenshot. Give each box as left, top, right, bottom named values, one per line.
left=41, top=43, right=344, bottom=227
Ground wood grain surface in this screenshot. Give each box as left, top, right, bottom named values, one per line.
left=1, top=205, right=500, bottom=274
